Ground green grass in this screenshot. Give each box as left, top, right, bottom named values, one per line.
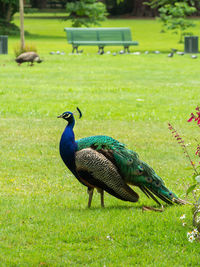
left=0, top=14, right=200, bottom=266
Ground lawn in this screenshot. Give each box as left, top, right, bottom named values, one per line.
left=0, top=14, right=200, bottom=266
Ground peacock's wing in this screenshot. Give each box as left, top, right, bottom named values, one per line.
left=75, top=147, right=139, bottom=202
left=76, top=135, right=156, bottom=182
left=77, top=135, right=139, bottom=169
left=76, top=135, right=180, bottom=205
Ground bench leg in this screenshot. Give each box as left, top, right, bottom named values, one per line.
left=124, top=46, right=130, bottom=53
left=72, top=46, right=83, bottom=54
left=98, top=46, right=104, bottom=55
left=72, top=46, right=77, bottom=53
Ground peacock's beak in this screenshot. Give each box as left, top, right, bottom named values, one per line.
left=57, top=114, right=63, bottom=118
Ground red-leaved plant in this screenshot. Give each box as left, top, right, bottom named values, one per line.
left=169, top=107, right=200, bottom=241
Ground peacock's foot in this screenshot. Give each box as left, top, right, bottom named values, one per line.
left=142, top=205, right=164, bottom=212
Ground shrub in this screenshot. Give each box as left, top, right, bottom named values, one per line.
left=0, top=19, right=20, bottom=35
left=13, top=43, right=37, bottom=57
left=158, top=2, right=196, bottom=43
left=147, top=1, right=197, bottom=43
left=168, top=107, right=200, bottom=242
left=65, top=0, right=108, bottom=27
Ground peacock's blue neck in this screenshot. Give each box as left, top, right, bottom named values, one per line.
left=59, top=120, right=77, bottom=173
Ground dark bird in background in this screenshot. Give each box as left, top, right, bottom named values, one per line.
left=168, top=48, right=177, bottom=58
left=171, top=48, right=177, bottom=53
left=168, top=52, right=174, bottom=58
left=58, top=108, right=186, bottom=208
left=15, top=52, right=42, bottom=66
left=177, top=51, right=184, bottom=56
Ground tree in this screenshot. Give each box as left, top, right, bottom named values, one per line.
left=65, top=0, right=108, bottom=27
left=0, top=0, right=18, bottom=23
left=147, top=0, right=197, bottom=43
left=0, top=0, right=19, bottom=34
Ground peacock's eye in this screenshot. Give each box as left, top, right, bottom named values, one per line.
left=153, top=180, right=161, bottom=187
left=146, top=177, right=152, bottom=183
left=127, top=159, right=133, bottom=164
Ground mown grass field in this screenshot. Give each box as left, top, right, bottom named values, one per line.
left=0, top=14, right=200, bottom=266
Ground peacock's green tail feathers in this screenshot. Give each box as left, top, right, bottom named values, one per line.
left=131, top=172, right=179, bottom=205
left=117, top=157, right=178, bottom=204
left=112, top=147, right=141, bottom=177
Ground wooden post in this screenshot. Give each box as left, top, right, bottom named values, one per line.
left=19, top=0, right=25, bottom=51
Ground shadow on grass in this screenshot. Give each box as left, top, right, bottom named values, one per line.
left=67, top=203, right=172, bottom=212
left=25, top=33, right=66, bottom=40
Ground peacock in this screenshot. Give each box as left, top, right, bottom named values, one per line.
left=58, top=108, right=185, bottom=208
left=15, top=52, right=42, bottom=66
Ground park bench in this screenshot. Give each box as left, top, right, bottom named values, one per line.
left=64, top=27, right=139, bottom=53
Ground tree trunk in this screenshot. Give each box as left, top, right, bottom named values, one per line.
left=39, top=0, right=47, bottom=9
left=19, top=0, right=25, bottom=50
left=132, top=0, right=158, bottom=17
left=30, top=0, right=47, bottom=8
left=5, top=3, right=13, bottom=22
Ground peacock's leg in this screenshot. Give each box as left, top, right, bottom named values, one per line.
left=87, top=188, right=94, bottom=208
left=97, top=188, right=104, bottom=208
left=101, top=190, right=105, bottom=208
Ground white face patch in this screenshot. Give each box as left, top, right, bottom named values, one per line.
left=64, top=113, right=71, bottom=119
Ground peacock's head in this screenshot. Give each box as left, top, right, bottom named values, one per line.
left=57, top=107, right=82, bottom=122
left=34, top=56, right=43, bottom=63
left=57, top=111, right=74, bottom=122
left=37, top=59, right=43, bottom=63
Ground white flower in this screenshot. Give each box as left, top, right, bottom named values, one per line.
left=182, top=222, right=186, bottom=227
left=185, top=143, right=191, bottom=147
left=188, top=235, right=195, bottom=242
left=193, top=229, right=199, bottom=236
left=180, top=214, right=186, bottom=220
left=106, top=235, right=112, bottom=241
left=187, top=231, right=193, bottom=238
